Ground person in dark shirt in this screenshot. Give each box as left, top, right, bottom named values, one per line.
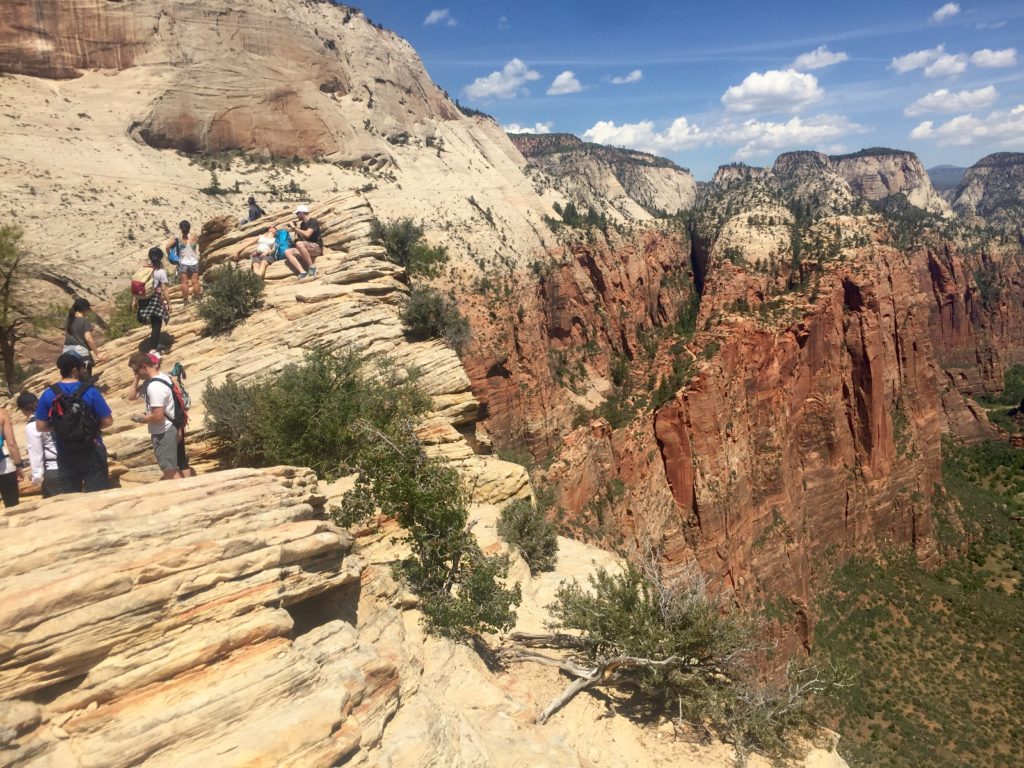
left=34, top=353, right=114, bottom=494
left=62, top=297, right=104, bottom=377
left=247, top=196, right=266, bottom=223
left=287, top=204, right=321, bottom=278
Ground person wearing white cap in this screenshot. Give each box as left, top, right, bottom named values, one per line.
left=286, top=204, right=321, bottom=278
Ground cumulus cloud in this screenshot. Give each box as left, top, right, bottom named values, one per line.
left=463, top=58, right=540, bottom=100
left=721, top=115, right=865, bottom=159
left=924, top=53, right=968, bottom=77
left=503, top=121, right=553, bottom=134
left=891, top=45, right=946, bottom=73
left=904, top=85, right=998, bottom=116
left=721, top=69, right=824, bottom=113
left=498, top=15, right=509, bottom=29
left=931, top=3, right=960, bottom=22
left=791, top=46, right=849, bottom=71
left=971, top=48, right=1018, bottom=67
left=581, top=112, right=862, bottom=160
left=611, top=69, right=643, bottom=84
left=424, top=8, right=457, bottom=26
left=909, top=104, right=1024, bottom=146
left=582, top=117, right=707, bottom=153
left=547, top=70, right=583, bottom=95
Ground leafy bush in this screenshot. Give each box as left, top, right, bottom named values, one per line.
left=197, top=263, right=264, bottom=335
left=203, top=349, right=519, bottom=639
left=401, top=286, right=471, bottom=354
left=104, top=289, right=139, bottom=340
left=497, top=498, right=558, bottom=574
left=549, top=559, right=826, bottom=755
left=370, top=218, right=448, bottom=280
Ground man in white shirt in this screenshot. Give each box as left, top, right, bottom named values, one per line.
left=16, top=391, right=60, bottom=497
left=127, top=351, right=195, bottom=480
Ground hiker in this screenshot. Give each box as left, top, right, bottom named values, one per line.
left=62, top=297, right=104, bottom=378
left=132, top=247, right=171, bottom=353
left=165, top=220, right=202, bottom=304
left=127, top=351, right=194, bottom=480
left=250, top=227, right=277, bottom=281
left=247, top=196, right=266, bottom=223
left=0, top=406, right=26, bottom=507
left=34, top=352, right=113, bottom=493
left=16, top=391, right=59, bottom=498
left=285, top=204, right=320, bottom=278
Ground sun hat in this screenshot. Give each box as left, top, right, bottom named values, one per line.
left=294, top=204, right=310, bottom=215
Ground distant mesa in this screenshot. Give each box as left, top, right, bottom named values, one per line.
left=927, top=165, right=968, bottom=192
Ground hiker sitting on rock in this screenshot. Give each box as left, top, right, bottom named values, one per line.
left=34, top=352, right=113, bottom=494
left=284, top=204, right=320, bottom=279
left=246, top=196, right=266, bottom=223
left=0, top=405, right=26, bottom=508
left=164, top=220, right=202, bottom=304
left=16, top=391, right=60, bottom=498
left=62, top=297, right=104, bottom=378
left=127, top=351, right=195, bottom=481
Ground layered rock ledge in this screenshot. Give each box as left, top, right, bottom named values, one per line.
left=1, top=466, right=398, bottom=767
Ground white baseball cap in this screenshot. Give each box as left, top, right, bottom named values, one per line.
left=294, top=204, right=310, bottom=215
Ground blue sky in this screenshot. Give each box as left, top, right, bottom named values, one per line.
left=352, top=1, right=1024, bottom=179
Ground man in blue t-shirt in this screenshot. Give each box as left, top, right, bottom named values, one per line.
left=34, top=353, right=114, bottom=494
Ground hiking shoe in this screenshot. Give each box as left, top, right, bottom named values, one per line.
left=306, top=266, right=318, bottom=278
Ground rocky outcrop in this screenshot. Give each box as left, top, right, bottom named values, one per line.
left=1, top=466, right=400, bottom=767
left=830, top=148, right=949, bottom=215
left=0, top=0, right=459, bottom=160
left=510, top=133, right=696, bottom=221
left=951, top=152, right=1024, bottom=230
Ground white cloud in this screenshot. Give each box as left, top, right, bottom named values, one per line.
left=503, top=121, right=553, bottom=134
left=547, top=70, right=583, bottom=95
left=720, top=115, right=865, bottom=159
left=909, top=104, right=1024, bottom=146
left=463, top=58, right=540, bottom=100
left=971, top=48, right=1018, bottom=68
left=582, top=117, right=707, bottom=154
left=910, top=120, right=935, bottom=139
left=890, top=44, right=946, bottom=73
left=611, top=69, right=643, bottom=84
left=905, top=85, right=998, bottom=116
left=721, top=69, right=824, bottom=113
left=931, top=3, right=960, bottom=23
left=424, top=8, right=457, bottom=26
left=581, top=112, right=862, bottom=160
left=498, top=15, right=509, bottom=29
left=924, top=53, right=968, bottom=77
left=976, top=20, right=1007, bottom=29
left=791, top=46, right=849, bottom=71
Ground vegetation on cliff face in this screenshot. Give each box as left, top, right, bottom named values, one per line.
left=203, top=349, right=520, bottom=639
left=816, top=438, right=1024, bottom=768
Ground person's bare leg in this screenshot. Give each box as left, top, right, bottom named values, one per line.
left=160, top=468, right=181, bottom=480
left=191, top=271, right=202, bottom=298
left=179, top=273, right=190, bottom=302
left=283, top=249, right=306, bottom=274
left=290, top=247, right=313, bottom=272
left=286, top=247, right=312, bottom=271
left=294, top=246, right=317, bottom=270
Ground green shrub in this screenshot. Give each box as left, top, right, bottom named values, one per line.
left=370, top=218, right=448, bottom=280
left=203, top=349, right=519, bottom=639
left=401, top=286, right=471, bottom=354
left=550, top=561, right=824, bottom=754
left=497, top=498, right=558, bottom=574
left=104, top=289, right=139, bottom=340
left=197, top=263, right=264, bottom=335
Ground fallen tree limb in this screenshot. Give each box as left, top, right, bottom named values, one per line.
left=506, top=642, right=715, bottom=724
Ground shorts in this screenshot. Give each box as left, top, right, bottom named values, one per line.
left=152, top=429, right=189, bottom=472
left=178, top=263, right=199, bottom=276
left=300, top=242, right=322, bottom=259
left=250, top=252, right=274, bottom=265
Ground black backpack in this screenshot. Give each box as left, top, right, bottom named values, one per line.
left=47, top=382, right=100, bottom=447
left=144, top=376, right=189, bottom=430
